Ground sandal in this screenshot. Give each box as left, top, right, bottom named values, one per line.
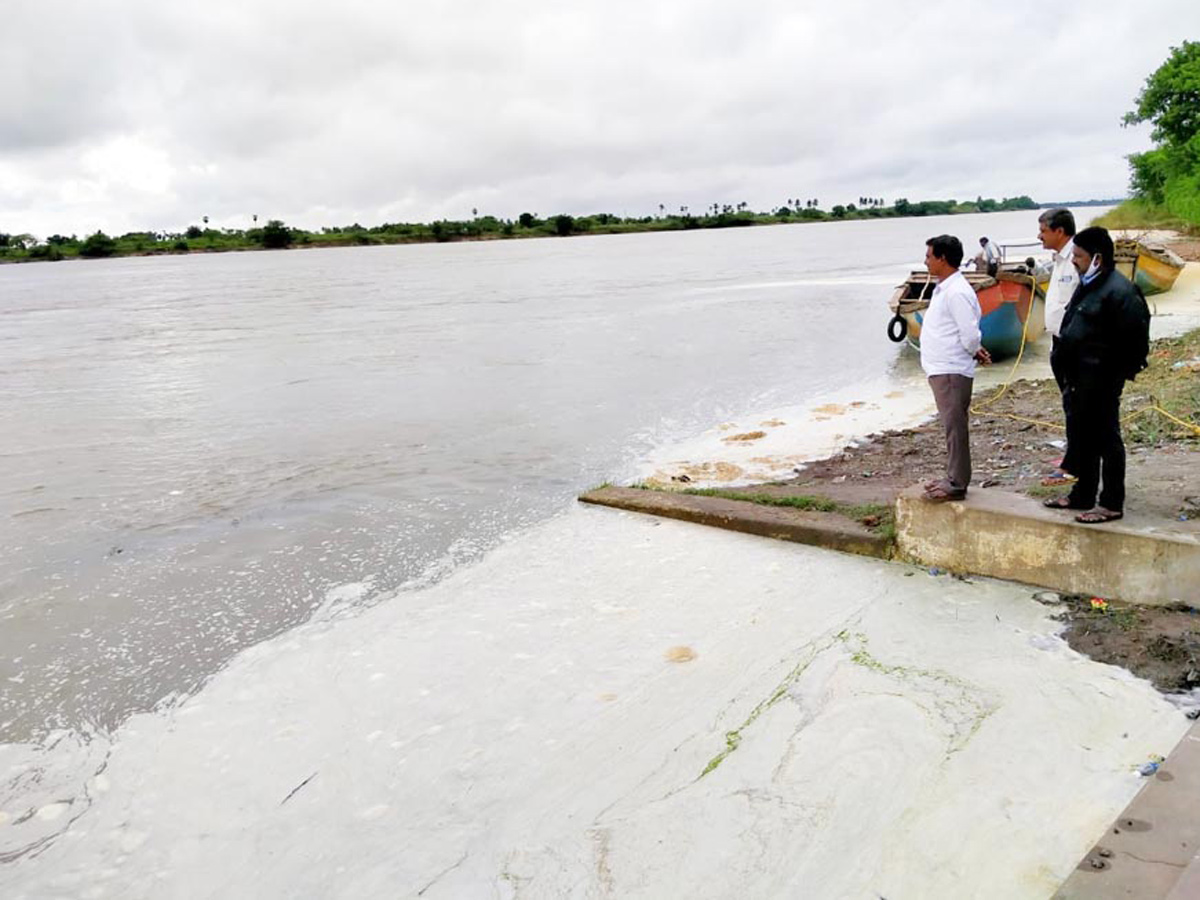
left=923, top=485, right=966, bottom=503
left=1043, top=496, right=1089, bottom=510
left=1076, top=508, right=1123, bottom=524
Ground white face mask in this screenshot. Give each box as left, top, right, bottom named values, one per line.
left=1083, top=254, right=1102, bottom=281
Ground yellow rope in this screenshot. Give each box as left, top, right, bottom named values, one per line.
left=969, top=273, right=1037, bottom=414
left=1126, top=403, right=1200, bottom=436
left=964, top=273, right=1200, bottom=437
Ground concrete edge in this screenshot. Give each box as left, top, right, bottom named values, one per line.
left=895, top=485, right=1200, bottom=607
left=1055, top=720, right=1200, bottom=899
left=577, top=487, right=892, bottom=559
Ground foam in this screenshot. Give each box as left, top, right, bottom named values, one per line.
left=0, top=509, right=1186, bottom=898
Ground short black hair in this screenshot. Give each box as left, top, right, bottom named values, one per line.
left=1073, top=226, right=1115, bottom=269
left=979, top=237, right=988, bottom=245
left=1038, top=207, right=1076, bottom=237
left=926, top=234, right=963, bottom=268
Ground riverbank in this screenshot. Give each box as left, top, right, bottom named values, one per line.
left=611, top=252, right=1200, bottom=697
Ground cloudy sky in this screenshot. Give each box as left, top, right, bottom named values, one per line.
left=2, top=0, right=1198, bottom=238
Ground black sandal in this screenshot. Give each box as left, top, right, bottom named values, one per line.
left=1076, top=508, right=1124, bottom=524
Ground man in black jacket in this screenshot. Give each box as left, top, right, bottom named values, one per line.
left=1044, top=226, right=1150, bottom=524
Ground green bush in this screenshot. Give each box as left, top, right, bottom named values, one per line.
left=260, top=220, right=293, bottom=249
left=79, top=231, right=116, bottom=258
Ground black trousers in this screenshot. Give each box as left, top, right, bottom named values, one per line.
left=1065, top=381, right=1125, bottom=512
left=1049, top=337, right=1075, bottom=474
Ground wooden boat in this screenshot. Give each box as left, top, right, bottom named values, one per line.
left=886, top=269, right=1043, bottom=360
left=1115, top=239, right=1184, bottom=295
left=1113, top=238, right=1139, bottom=285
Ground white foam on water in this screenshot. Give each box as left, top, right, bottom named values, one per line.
left=633, top=346, right=1057, bottom=489
left=0, top=508, right=1187, bottom=899
left=634, top=374, right=933, bottom=487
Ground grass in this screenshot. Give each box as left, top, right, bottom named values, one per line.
left=680, top=487, right=837, bottom=512
left=675, top=487, right=895, bottom=535
left=1091, top=198, right=1194, bottom=233
left=1122, top=329, right=1200, bottom=446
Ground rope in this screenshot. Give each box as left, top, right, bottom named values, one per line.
left=964, top=273, right=1200, bottom=437
left=969, top=272, right=1037, bottom=415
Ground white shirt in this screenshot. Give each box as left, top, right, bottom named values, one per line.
left=920, top=270, right=983, bottom=378
left=1043, top=238, right=1079, bottom=337
left=983, top=239, right=1001, bottom=264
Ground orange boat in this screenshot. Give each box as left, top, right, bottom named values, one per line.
left=886, top=269, right=1044, bottom=360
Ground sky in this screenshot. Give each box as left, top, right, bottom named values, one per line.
left=2, top=0, right=1198, bottom=238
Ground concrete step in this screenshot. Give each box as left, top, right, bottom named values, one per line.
left=1055, top=723, right=1200, bottom=899
left=577, top=486, right=891, bottom=559
left=895, top=486, right=1200, bottom=606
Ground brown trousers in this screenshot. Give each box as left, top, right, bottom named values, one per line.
left=928, top=374, right=974, bottom=493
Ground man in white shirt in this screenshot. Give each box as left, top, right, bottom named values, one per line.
left=920, top=235, right=992, bottom=502
left=1037, top=207, right=1079, bottom=475
left=976, top=236, right=1002, bottom=275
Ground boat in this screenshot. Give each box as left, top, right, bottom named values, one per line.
left=1115, top=239, right=1184, bottom=295
left=886, top=268, right=1043, bottom=360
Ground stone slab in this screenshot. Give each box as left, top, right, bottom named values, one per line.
left=895, top=486, right=1200, bottom=606
left=577, top=486, right=891, bottom=558
left=1056, top=722, right=1200, bottom=899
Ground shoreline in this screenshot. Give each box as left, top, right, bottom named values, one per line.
left=620, top=255, right=1200, bottom=699
left=0, top=197, right=1056, bottom=265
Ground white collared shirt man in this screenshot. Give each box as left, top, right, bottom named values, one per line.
left=920, top=236, right=990, bottom=502
left=1043, top=237, right=1079, bottom=337
left=920, top=269, right=983, bottom=378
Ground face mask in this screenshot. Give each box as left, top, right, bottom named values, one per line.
left=1082, top=254, right=1102, bottom=283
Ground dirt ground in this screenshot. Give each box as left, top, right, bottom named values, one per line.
left=1166, top=236, right=1200, bottom=262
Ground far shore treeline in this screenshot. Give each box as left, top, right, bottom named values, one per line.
left=0, top=195, right=1038, bottom=264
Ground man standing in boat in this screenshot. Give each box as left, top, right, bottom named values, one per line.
left=920, top=235, right=992, bottom=502
left=1037, top=207, right=1080, bottom=479
left=976, top=236, right=1002, bottom=276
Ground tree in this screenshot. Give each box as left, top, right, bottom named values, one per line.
left=1123, top=41, right=1200, bottom=221
left=553, top=214, right=574, bottom=236
left=79, top=231, right=116, bottom=258
left=518, top=212, right=538, bottom=228
left=260, top=219, right=293, bottom=248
